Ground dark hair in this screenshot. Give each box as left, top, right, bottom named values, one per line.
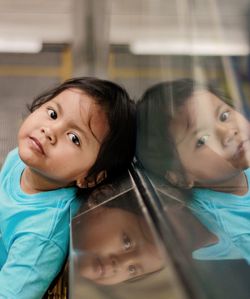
left=28, top=77, right=136, bottom=181
left=136, top=78, right=232, bottom=185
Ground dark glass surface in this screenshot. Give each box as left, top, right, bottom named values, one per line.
left=135, top=56, right=250, bottom=299
left=69, top=173, right=188, bottom=299
left=69, top=1, right=250, bottom=298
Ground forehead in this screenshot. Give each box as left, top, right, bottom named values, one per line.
left=189, top=89, right=224, bottom=109
left=182, top=89, right=223, bottom=110
left=173, top=90, right=224, bottom=123
left=85, top=207, right=147, bottom=239
left=89, top=206, right=139, bottom=226
left=52, top=88, right=95, bottom=112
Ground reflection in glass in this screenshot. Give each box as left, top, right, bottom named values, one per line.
left=136, top=78, right=250, bottom=264
left=70, top=174, right=191, bottom=299
left=71, top=185, right=166, bottom=286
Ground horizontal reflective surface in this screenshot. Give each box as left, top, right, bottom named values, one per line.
left=70, top=173, right=188, bottom=299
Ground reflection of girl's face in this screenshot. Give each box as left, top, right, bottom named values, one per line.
left=170, top=91, right=250, bottom=190
left=77, top=207, right=165, bottom=285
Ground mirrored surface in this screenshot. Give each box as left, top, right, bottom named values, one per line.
left=135, top=64, right=250, bottom=298
left=69, top=1, right=250, bottom=298
left=136, top=76, right=250, bottom=262
left=69, top=173, right=188, bottom=299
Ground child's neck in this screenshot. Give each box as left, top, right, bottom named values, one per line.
left=21, top=167, right=71, bottom=194
left=202, top=171, right=248, bottom=196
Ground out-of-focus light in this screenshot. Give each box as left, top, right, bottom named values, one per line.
left=130, top=40, right=250, bottom=56
left=0, top=38, right=42, bottom=53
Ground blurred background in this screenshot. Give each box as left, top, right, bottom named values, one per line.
left=0, top=0, right=250, bottom=163
left=1, top=1, right=250, bottom=299
left=1, top=0, right=250, bottom=165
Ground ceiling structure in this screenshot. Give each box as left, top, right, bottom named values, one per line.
left=0, top=0, right=249, bottom=55
left=0, top=0, right=72, bottom=43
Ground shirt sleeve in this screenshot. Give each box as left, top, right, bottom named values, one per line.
left=0, top=233, right=66, bottom=299
left=190, top=202, right=247, bottom=261
left=0, top=148, right=18, bottom=180
left=233, top=234, right=250, bottom=264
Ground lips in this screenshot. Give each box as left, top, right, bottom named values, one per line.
left=29, top=137, right=45, bottom=155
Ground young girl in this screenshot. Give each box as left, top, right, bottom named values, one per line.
left=0, top=77, right=135, bottom=298
left=136, top=78, right=250, bottom=263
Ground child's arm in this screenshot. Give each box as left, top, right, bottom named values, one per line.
left=0, top=233, right=66, bottom=299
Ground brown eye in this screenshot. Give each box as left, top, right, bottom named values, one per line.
left=48, top=109, right=57, bottom=120
left=220, top=111, right=229, bottom=122
left=196, top=135, right=209, bottom=148
left=69, top=133, right=80, bottom=146
left=123, top=233, right=132, bottom=250
left=128, top=265, right=137, bottom=276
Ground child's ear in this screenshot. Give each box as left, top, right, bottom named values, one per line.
left=165, top=171, right=193, bottom=189
left=76, top=170, right=107, bottom=189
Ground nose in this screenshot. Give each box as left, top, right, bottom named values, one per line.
left=41, top=127, right=56, bottom=144
left=217, top=124, right=238, bottom=147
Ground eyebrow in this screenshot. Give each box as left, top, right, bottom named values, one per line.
left=124, top=265, right=144, bottom=283
left=175, top=116, right=194, bottom=145
left=53, top=101, right=63, bottom=115
left=190, top=127, right=203, bottom=138
left=125, top=267, right=164, bottom=283
left=215, top=103, right=224, bottom=116
left=125, top=266, right=148, bottom=282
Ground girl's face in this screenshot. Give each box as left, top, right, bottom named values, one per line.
left=76, top=206, right=165, bottom=285
left=18, top=88, right=109, bottom=187
left=169, top=90, right=250, bottom=188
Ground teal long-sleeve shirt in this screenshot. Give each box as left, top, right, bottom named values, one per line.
left=0, top=148, right=78, bottom=298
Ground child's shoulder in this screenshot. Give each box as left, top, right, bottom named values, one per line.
left=1, top=148, right=20, bottom=171
left=244, top=168, right=250, bottom=178
left=4, top=147, right=19, bottom=164
left=191, top=187, right=221, bottom=209
left=192, top=187, right=212, bottom=199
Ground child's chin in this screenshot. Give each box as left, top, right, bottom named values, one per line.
left=230, top=155, right=250, bottom=171
left=239, top=159, right=250, bottom=170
